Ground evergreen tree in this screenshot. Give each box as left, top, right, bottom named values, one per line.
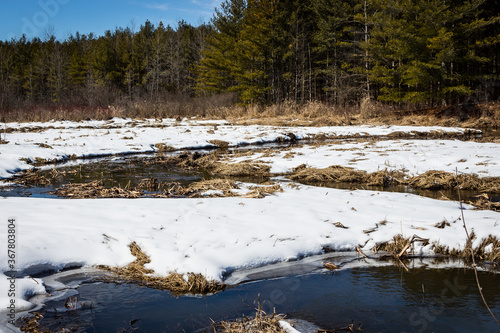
left=195, top=0, right=246, bottom=95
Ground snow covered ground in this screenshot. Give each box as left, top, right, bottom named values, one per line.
left=1, top=184, right=499, bottom=315
left=0, top=117, right=477, bottom=178
left=226, top=139, right=500, bottom=176
left=0, top=119, right=498, bottom=331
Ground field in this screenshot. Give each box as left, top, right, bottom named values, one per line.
left=0, top=108, right=499, bottom=332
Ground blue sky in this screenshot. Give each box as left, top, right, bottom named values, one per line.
left=0, top=0, right=223, bottom=41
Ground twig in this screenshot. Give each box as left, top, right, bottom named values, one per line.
left=356, top=246, right=369, bottom=258
left=397, top=234, right=416, bottom=258
left=457, top=168, right=500, bottom=327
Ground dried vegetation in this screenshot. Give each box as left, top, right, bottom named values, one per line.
left=19, top=312, right=50, bottom=333
left=434, top=234, right=500, bottom=264
left=290, top=165, right=500, bottom=194
left=51, top=180, right=143, bottom=198
left=103, top=242, right=225, bottom=296
left=374, top=233, right=500, bottom=265
left=212, top=307, right=286, bottom=333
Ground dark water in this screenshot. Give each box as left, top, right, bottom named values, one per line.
left=0, top=154, right=210, bottom=198
left=31, top=266, right=500, bottom=333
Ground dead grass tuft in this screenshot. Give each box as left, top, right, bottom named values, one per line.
left=12, top=169, right=51, bottom=186
left=244, top=184, right=283, bottom=198
left=51, top=180, right=143, bottom=198
left=433, top=234, right=500, bottom=264
left=104, top=242, right=225, bottom=295
left=290, top=165, right=366, bottom=183
left=209, top=139, right=230, bottom=148
left=19, top=312, right=50, bottom=333
left=375, top=234, right=429, bottom=258
left=154, top=143, right=176, bottom=152
left=213, top=307, right=286, bottom=333
left=213, top=162, right=271, bottom=178
left=290, top=166, right=500, bottom=194
left=137, top=177, right=160, bottom=192
left=470, top=194, right=500, bottom=212
left=290, top=165, right=406, bottom=186
left=365, top=170, right=407, bottom=186
left=186, top=179, right=239, bottom=197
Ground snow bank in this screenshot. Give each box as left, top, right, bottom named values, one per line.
left=0, top=185, right=498, bottom=305
left=0, top=118, right=473, bottom=178
left=227, top=139, right=500, bottom=177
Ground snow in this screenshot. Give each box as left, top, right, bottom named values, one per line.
left=0, top=184, right=499, bottom=314
left=0, top=118, right=476, bottom=178
left=280, top=320, right=302, bottom=333
left=0, top=119, right=498, bottom=331
left=226, top=139, right=500, bottom=176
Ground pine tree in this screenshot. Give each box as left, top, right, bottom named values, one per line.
left=195, top=0, right=246, bottom=95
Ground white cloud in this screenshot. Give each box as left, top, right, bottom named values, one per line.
left=190, top=0, right=223, bottom=9
left=144, top=2, right=169, bottom=11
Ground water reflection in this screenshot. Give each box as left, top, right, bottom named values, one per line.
left=30, top=265, right=500, bottom=332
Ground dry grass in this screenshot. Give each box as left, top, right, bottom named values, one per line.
left=374, top=234, right=429, bottom=258
left=186, top=179, right=239, bottom=197
left=408, top=171, right=500, bottom=191
left=434, top=234, right=500, bottom=264
left=209, top=139, right=230, bottom=148
left=290, top=166, right=500, bottom=193
left=19, top=312, right=50, bottom=333
left=244, top=184, right=283, bottom=198
left=157, top=150, right=271, bottom=178
left=154, top=143, right=176, bottom=152
left=290, top=165, right=406, bottom=186
left=290, top=165, right=367, bottom=183
left=213, top=162, right=271, bottom=177
left=104, top=242, right=225, bottom=296
left=213, top=307, right=286, bottom=333
left=4, top=99, right=500, bottom=138
left=12, top=169, right=52, bottom=186
left=470, top=194, right=500, bottom=212
left=51, top=180, right=143, bottom=198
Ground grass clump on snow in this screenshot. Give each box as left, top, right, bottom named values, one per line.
left=104, top=242, right=226, bottom=296
left=290, top=165, right=406, bottom=186
left=374, top=234, right=429, bottom=258
left=375, top=233, right=500, bottom=265
left=408, top=171, right=500, bottom=192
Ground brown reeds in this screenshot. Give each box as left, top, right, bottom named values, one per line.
left=104, top=242, right=225, bottom=296
left=213, top=162, right=271, bottom=177
left=374, top=234, right=429, bottom=258
left=12, top=169, right=52, bottom=186
left=244, top=184, right=283, bottom=198
left=153, top=143, right=176, bottom=152
left=185, top=179, right=239, bottom=197
left=290, top=166, right=500, bottom=193
left=213, top=304, right=286, bottom=333
left=51, top=180, right=143, bottom=198
left=19, top=312, right=50, bottom=333
left=6, top=99, right=499, bottom=138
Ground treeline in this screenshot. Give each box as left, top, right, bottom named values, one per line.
left=1, top=0, right=499, bottom=115
left=200, top=0, right=500, bottom=106
left=0, top=20, right=210, bottom=112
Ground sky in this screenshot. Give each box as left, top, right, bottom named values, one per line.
left=0, top=0, right=223, bottom=41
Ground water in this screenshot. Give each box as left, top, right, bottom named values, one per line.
left=1, top=150, right=497, bottom=203
left=0, top=154, right=210, bottom=198
left=29, top=265, right=500, bottom=333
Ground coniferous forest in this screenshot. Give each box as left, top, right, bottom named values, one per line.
left=1, top=0, right=499, bottom=119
